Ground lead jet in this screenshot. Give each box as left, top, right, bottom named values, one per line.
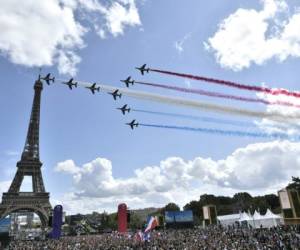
left=109, top=89, right=122, bottom=100
left=117, top=104, right=130, bottom=115
left=136, top=64, right=150, bottom=75
left=121, top=76, right=135, bottom=87
left=126, top=120, right=139, bottom=129
left=86, top=83, right=100, bottom=94
left=62, top=78, right=78, bottom=90
left=41, top=73, right=55, bottom=85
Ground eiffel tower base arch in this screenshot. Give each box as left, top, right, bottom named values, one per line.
left=0, top=192, right=51, bottom=228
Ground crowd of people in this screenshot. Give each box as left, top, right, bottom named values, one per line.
left=5, top=225, right=300, bottom=249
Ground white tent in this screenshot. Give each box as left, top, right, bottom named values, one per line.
left=239, top=212, right=255, bottom=227
left=217, top=213, right=240, bottom=226
left=258, top=209, right=282, bottom=228
left=217, top=210, right=283, bottom=228
left=252, top=210, right=263, bottom=228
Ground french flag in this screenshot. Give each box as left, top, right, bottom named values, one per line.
left=144, top=216, right=159, bottom=233
left=135, top=231, right=144, bottom=242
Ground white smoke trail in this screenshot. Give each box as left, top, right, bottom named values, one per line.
left=56, top=78, right=300, bottom=123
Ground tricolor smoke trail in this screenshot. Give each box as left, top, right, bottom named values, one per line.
left=150, top=68, right=300, bottom=99
left=136, top=81, right=269, bottom=105
left=56, top=79, right=300, bottom=123
left=139, top=123, right=295, bottom=141
left=136, top=81, right=300, bottom=109
left=133, top=109, right=256, bottom=128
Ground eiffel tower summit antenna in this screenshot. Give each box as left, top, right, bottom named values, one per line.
left=0, top=77, right=52, bottom=227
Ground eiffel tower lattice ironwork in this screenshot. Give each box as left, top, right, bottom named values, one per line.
left=0, top=78, right=52, bottom=227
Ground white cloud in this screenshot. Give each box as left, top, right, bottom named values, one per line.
left=255, top=86, right=300, bottom=135
left=206, top=0, right=300, bottom=71
left=56, top=50, right=82, bottom=76
left=94, top=25, right=107, bottom=39
left=174, top=33, right=191, bottom=54
left=184, top=79, right=191, bottom=88
left=55, top=159, right=81, bottom=174
left=0, top=0, right=86, bottom=75
left=102, top=0, right=141, bottom=37
left=55, top=140, right=300, bottom=213
left=64, top=0, right=141, bottom=38
left=0, top=0, right=141, bottom=75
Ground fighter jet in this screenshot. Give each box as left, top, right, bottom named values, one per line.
left=109, top=89, right=122, bottom=100
left=86, top=83, right=100, bottom=94
left=126, top=120, right=139, bottom=129
left=62, top=78, right=78, bottom=90
left=135, top=64, right=150, bottom=75
left=117, top=104, right=130, bottom=115
left=41, top=73, right=55, bottom=85
left=121, top=76, right=135, bottom=87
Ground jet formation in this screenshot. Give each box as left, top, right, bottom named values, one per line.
left=121, top=76, right=135, bottom=88
left=126, top=120, right=139, bottom=129
left=109, top=89, right=122, bottom=100
left=86, top=83, right=100, bottom=94
left=117, top=104, right=130, bottom=115
left=63, top=78, right=78, bottom=90
left=136, top=64, right=150, bottom=75
left=41, top=63, right=152, bottom=129
left=41, top=73, right=55, bottom=85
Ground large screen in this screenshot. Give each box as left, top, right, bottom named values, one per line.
left=165, top=210, right=193, bottom=223
left=0, top=218, right=10, bottom=233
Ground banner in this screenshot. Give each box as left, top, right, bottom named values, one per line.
left=50, top=205, right=63, bottom=239
left=118, top=203, right=127, bottom=233
left=279, top=190, right=291, bottom=209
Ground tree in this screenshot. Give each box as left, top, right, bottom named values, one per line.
left=287, top=176, right=300, bottom=191
left=233, top=192, right=253, bottom=212
left=199, top=194, right=217, bottom=205
left=264, top=194, right=280, bottom=210
left=252, top=196, right=268, bottom=214
left=128, top=213, right=144, bottom=230
left=165, top=202, right=180, bottom=211
left=160, top=202, right=180, bottom=215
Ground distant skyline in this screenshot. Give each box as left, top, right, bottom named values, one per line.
left=1, top=0, right=300, bottom=214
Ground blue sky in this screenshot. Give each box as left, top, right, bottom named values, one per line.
left=1, top=0, right=300, bottom=214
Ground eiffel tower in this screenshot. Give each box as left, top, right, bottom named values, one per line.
left=0, top=78, right=52, bottom=227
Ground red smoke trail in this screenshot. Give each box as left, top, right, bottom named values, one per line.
left=136, top=81, right=300, bottom=109
left=150, top=69, right=300, bottom=98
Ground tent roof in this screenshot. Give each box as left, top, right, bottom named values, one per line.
left=253, top=210, right=262, bottom=220
left=263, top=209, right=281, bottom=219
left=239, top=212, right=252, bottom=221
left=217, top=213, right=240, bottom=221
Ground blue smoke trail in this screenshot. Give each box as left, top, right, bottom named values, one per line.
left=139, top=123, right=296, bottom=140
left=133, top=109, right=256, bottom=128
